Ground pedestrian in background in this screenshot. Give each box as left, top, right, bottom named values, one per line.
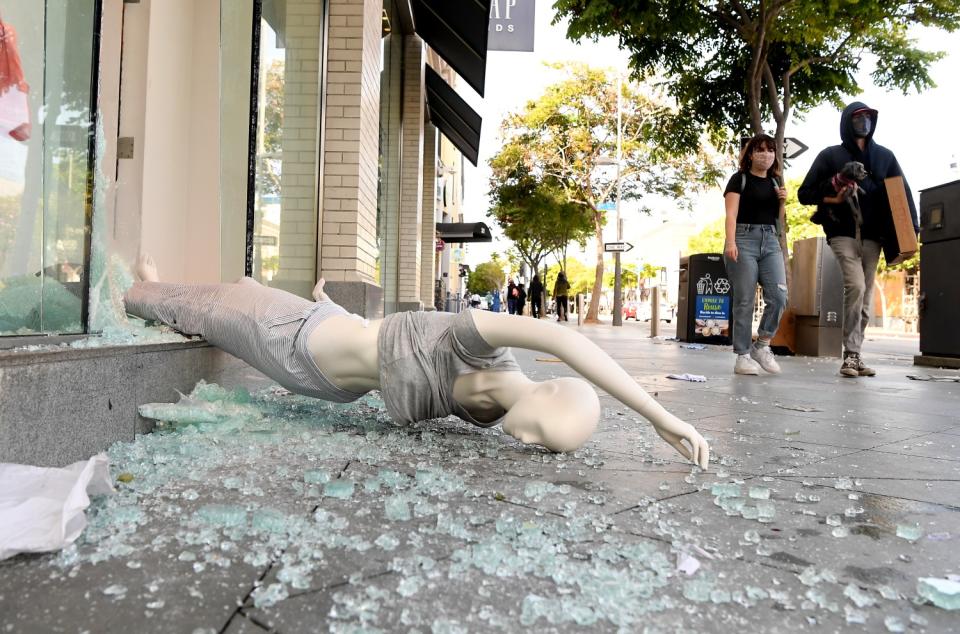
left=722, top=133, right=787, bottom=376
left=490, top=288, right=501, bottom=313
left=553, top=271, right=570, bottom=322
left=529, top=274, right=543, bottom=318
left=515, top=282, right=527, bottom=316
left=798, top=101, right=918, bottom=378
left=507, top=279, right=517, bottom=315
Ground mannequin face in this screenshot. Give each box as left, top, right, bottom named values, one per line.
left=501, top=377, right=600, bottom=452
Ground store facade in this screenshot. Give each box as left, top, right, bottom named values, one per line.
left=0, top=0, right=488, bottom=342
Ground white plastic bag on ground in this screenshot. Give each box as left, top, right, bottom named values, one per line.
left=0, top=454, right=114, bottom=560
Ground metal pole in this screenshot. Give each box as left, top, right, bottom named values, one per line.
left=650, top=285, right=660, bottom=337
left=612, top=72, right=624, bottom=327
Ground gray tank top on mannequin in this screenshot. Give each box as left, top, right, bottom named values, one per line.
left=377, top=309, right=520, bottom=425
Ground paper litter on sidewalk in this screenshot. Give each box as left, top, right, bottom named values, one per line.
left=907, top=375, right=960, bottom=383
left=775, top=403, right=822, bottom=413
left=0, top=454, right=114, bottom=561
left=666, top=373, right=707, bottom=382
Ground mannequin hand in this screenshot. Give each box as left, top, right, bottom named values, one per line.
left=653, top=413, right=710, bottom=469
left=724, top=242, right=738, bottom=262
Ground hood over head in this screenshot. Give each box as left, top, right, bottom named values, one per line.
left=840, top=101, right=878, bottom=150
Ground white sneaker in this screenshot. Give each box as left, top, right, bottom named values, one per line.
left=734, top=354, right=762, bottom=375
left=750, top=344, right=781, bottom=374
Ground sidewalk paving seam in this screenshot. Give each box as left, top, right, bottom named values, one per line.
left=612, top=477, right=760, bottom=516
left=772, top=473, right=960, bottom=512
left=270, top=566, right=400, bottom=602
left=224, top=459, right=354, bottom=630
left=230, top=613, right=271, bottom=633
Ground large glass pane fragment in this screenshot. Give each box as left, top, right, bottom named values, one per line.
left=0, top=1, right=98, bottom=335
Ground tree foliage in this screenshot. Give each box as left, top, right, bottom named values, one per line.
left=555, top=0, right=960, bottom=158
left=488, top=156, right=592, bottom=280
left=545, top=258, right=596, bottom=297
left=603, top=260, right=638, bottom=289
left=466, top=261, right=506, bottom=295
left=638, top=263, right=662, bottom=281
left=492, top=62, right=722, bottom=322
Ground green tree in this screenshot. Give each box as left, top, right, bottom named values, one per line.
left=555, top=1, right=960, bottom=158
left=603, top=260, right=638, bottom=289
left=546, top=258, right=596, bottom=298
left=639, top=263, right=664, bottom=283
left=497, top=62, right=722, bottom=323
left=686, top=217, right=727, bottom=255
left=488, top=157, right=592, bottom=287
left=466, top=261, right=506, bottom=295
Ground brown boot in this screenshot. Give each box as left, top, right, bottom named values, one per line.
left=840, top=353, right=876, bottom=378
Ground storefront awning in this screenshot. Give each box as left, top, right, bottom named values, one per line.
left=436, top=222, right=492, bottom=243
left=410, top=0, right=491, bottom=97
left=425, top=66, right=482, bottom=166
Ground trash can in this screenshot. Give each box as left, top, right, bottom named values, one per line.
left=444, top=293, right=461, bottom=313
left=790, top=237, right=843, bottom=357
left=918, top=179, right=960, bottom=359
left=677, top=254, right=732, bottom=345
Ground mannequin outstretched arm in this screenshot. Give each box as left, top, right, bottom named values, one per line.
left=470, top=310, right=709, bottom=469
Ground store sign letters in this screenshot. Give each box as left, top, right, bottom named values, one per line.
left=488, top=0, right=535, bottom=52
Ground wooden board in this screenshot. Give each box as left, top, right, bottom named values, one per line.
left=789, top=238, right=822, bottom=316
left=771, top=307, right=797, bottom=353
left=884, top=176, right=919, bottom=265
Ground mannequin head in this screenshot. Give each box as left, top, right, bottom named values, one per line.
left=501, top=377, right=600, bottom=452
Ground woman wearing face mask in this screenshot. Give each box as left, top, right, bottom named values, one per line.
left=722, top=134, right=788, bottom=375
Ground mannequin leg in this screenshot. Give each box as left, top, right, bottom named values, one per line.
left=124, top=279, right=316, bottom=370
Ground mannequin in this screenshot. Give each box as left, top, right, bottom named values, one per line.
left=126, top=255, right=709, bottom=468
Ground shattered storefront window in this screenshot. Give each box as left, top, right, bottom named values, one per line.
left=0, top=1, right=99, bottom=336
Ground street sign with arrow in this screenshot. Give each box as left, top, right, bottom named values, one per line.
left=739, top=136, right=809, bottom=160
left=604, top=241, right=633, bottom=253
left=783, top=137, right=808, bottom=159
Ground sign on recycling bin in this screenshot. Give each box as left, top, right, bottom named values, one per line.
left=693, top=273, right=731, bottom=342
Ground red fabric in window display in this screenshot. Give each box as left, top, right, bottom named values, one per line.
left=0, top=19, right=31, bottom=142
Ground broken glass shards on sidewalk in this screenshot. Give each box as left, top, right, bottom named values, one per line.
left=917, top=577, right=960, bottom=610
left=27, top=378, right=956, bottom=630
left=73, top=252, right=191, bottom=348
left=139, top=381, right=261, bottom=430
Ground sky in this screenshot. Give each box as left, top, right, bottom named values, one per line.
left=455, top=0, right=960, bottom=267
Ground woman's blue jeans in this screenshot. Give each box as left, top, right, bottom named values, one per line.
left=723, top=224, right=788, bottom=355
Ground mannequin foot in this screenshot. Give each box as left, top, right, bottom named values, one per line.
left=137, top=253, right=160, bottom=282
left=312, top=278, right=330, bottom=302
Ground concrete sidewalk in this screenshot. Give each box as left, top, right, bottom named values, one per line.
left=2, top=320, right=958, bottom=632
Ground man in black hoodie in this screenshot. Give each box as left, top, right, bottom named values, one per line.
left=798, top=101, right=918, bottom=378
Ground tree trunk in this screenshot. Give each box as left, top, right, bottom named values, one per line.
left=772, top=113, right=793, bottom=292
left=585, top=212, right=603, bottom=323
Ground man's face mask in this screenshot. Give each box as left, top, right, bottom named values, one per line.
left=852, top=112, right=872, bottom=137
